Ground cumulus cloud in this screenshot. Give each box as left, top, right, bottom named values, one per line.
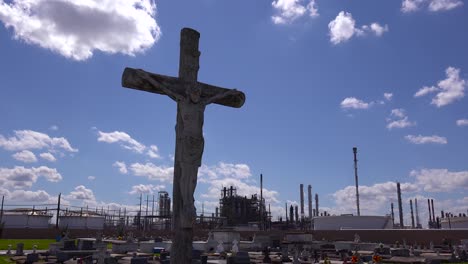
left=39, top=152, right=56, bottom=162
left=384, top=93, right=393, bottom=101
left=405, top=135, right=447, bottom=144
left=129, top=184, right=165, bottom=194
left=401, top=0, right=462, bottom=12
left=401, top=0, right=425, bottom=12
left=12, top=150, right=37, bottom=163
left=97, top=130, right=160, bottom=158
left=67, top=185, right=95, bottom=200
left=332, top=181, right=419, bottom=214
left=340, top=97, right=371, bottom=109
left=271, top=0, right=318, bottom=24
left=0, top=166, right=62, bottom=189
left=0, top=188, right=52, bottom=202
left=429, top=0, right=463, bottom=11
left=199, top=162, right=252, bottom=182
left=414, top=67, right=466, bottom=107
left=98, top=131, right=145, bottom=153
left=129, top=162, right=173, bottom=182
left=328, top=11, right=388, bottom=44
left=0, top=0, right=161, bottom=61
left=456, top=119, right=468, bottom=126
left=113, top=161, right=128, bottom=174
left=147, top=145, right=161, bottom=159
left=0, top=130, right=78, bottom=152
left=410, top=169, right=468, bottom=192
left=386, top=108, right=416, bottom=129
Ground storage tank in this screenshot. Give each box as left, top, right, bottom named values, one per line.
left=313, top=215, right=393, bottom=230
left=59, top=215, right=105, bottom=229
left=2, top=212, right=52, bottom=228
left=440, top=216, right=468, bottom=229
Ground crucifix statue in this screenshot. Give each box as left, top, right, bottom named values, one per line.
left=121, top=28, right=245, bottom=263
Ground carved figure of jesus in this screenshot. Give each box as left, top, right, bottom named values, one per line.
left=136, top=71, right=237, bottom=227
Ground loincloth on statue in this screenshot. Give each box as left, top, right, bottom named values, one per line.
left=178, top=134, right=204, bottom=166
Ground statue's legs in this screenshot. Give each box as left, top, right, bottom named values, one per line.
left=179, top=163, right=198, bottom=228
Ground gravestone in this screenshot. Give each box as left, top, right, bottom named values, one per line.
left=121, top=28, right=245, bottom=264
left=281, top=246, right=291, bottom=262
left=130, top=257, right=148, bottom=264
left=227, top=251, right=250, bottom=264
left=15, top=243, right=24, bottom=256
left=25, top=253, right=39, bottom=264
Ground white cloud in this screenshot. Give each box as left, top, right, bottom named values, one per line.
left=405, top=135, right=447, bottom=144
left=0, top=0, right=160, bottom=61
left=328, top=12, right=356, bottom=44
left=328, top=12, right=388, bottom=44
left=49, top=125, right=59, bottom=131
left=410, top=169, right=468, bottom=192
left=147, top=145, right=161, bottom=159
left=401, top=0, right=425, bottom=12
left=113, top=161, right=128, bottom=174
left=456, top=119, right=468, bottom=126
left=129, top=162, right=173, bottom=182
left=87, top=176, right=95, bottom=181
left=97, top=131, right=146, bottom=153
left=129, top=184, right=165, bottom=195
left=340, top=97, right=371, bottom=109
left=0, top=130, right=78, bottom=152
left=0, top=166, right=62, bottom=189
left=332, top=181, right=419, bottom=215
left=384, top=93, right=393, bottom=101
left=415, top=67, right=466, bottom=107
left=12, top=150, right=37, bottom=163
left=39, top=152, right=56, bottom=162
left=401, top=0, right=462, bottom=12
left=67, top=185, right=95, bottom=200
left=386, top=108, right=416, bottom=129
left=199, top=162, right=252, bottom=182
left=369, top=23, right=389, bottom=36
left=271, top=0, right=318, bottom=24
left=414, top=86, right=438, bottom=97
left=0, top=188, right=52, bottom=202
left=97, top=130, right=160, bottom=159
left=429, top=0, right=463, bottom=11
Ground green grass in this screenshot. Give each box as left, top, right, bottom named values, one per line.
left=0, top=239, right=55, bottom=250
left=0, top=256, right=13, bottom=264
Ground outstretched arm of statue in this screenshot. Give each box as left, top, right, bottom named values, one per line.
left=136, top=69, right=184, bottom=101
left=204, top=89, right=238, bottom=105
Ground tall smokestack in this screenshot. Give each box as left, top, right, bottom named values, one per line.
left=285, top=203, right=288, bottom=222
left=391, top=203, right=395, bottom=226
left=427, top=199, right=432, bottom=223
left=397, top=182, right=404, bottom=228
left=289, top=205, right=294, bottom=224
left=294, top=205, right=299, bottom=223
left=300, top=184, right=304, bottom=221
left=260, top=174, right=263, bottom=230
left=431, top=199, right=435, bottom=223
left=315, top=194, right=319, bottom=217
left=308, top=185, right=313, bottom=219
left=353, top=147, right=361, bottom=216
left=415, top=198, right=420, bottom=228
left=410, top=199, right=415, bottom=228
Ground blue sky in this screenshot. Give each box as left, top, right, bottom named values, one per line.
left=0, top=0, right=467, bottom=226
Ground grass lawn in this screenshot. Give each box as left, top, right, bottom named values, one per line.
left=0, top=256, right=13, bottom=264
left=0, top=239, right=55, bottom=250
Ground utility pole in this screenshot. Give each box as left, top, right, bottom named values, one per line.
left=56, top=193, right=61, bottom=229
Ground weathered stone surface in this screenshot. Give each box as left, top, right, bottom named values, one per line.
left=121, top=27, right=245, bottom=264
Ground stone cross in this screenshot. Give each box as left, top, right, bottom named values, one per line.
left=121, top=28, right=245, bottom=263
